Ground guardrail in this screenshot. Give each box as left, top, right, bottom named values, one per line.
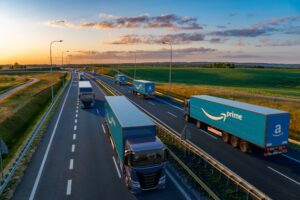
left=91, top=75, right=271, bottom=200
left=0, top=75, right=71, bottom=194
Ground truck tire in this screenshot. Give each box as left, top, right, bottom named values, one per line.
left=184, top=115, right=190, bottom=122
left=239, top=140, right=250, bottom=153
left=222, top=132, right=230, bottom=143
left=196, top=120, right=201, bottom=128
left=230, top=136, right=239, bottom=148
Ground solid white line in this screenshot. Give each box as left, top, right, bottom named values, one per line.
left=73, top=134, right=76, bottom=140
left=112, top=156, right=121, bottom=178
left=155, top=97, right=183, bottom=111
left=71, top=144, right=75, bottom=152
left=29, top=80, right=72, bottom=200
left=149, top=101, right=155, bottom=106
left=165, top=169, right=191, bottom=200
left=167, top=111, right=178, bottom=118
left=102, top=124, right=106, bottom=134
left=69, top=159, right=74, bottom=170
left=96, top=109, right=99, bottom=115
left=268, top=166, right=300, bottom=186
left=282, top=154, right=300, bottom=164
left=200, top=130, right=218, bottom=140
left=66, top=179, right=72, bottom=195
left=75, top=119, right=77, bottom=124
left=74, top=125, right=77, bottom=131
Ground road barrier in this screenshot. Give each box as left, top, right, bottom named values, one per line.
left=91, top=74, right=271, bottom=200
left=0, top=74, right=71, bottom=194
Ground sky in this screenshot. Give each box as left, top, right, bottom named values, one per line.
left=1, top=0, right=300, bottom=65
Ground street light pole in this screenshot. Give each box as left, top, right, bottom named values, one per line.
left=163, top=42, right=172, bottom=96
left=50, top=40, right=63, bottom=101
left=62, top=50, right=69, bottom=66
left=134, top=51, right=137, bottom=79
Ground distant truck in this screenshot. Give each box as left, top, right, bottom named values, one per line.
left=114, top=74, right=127, bottom=85
left=133, top=80, right=155, bottom=98
left=79, top=72, right=85, bottom=80
left=104, top=96, right=167, bottom=192
left=184, top=95, right=290, bottom=156
left=79, top=81, right=95, bottom=108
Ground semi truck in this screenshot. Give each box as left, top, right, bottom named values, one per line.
left=114, top=74, right=127, bottom=85
left=184, top=95, right=290, bottom=156
left=79, top=72, right=85, bottom=80
left=133, top=80, right=155, bottom=98
left=104, top=96, right=167, bottom=192
left=79, top=81, right=95, bottom=108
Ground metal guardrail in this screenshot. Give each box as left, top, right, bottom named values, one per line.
left=92, top=75, right=271, bottom=200
left=0, top=76, right=71, bottom=194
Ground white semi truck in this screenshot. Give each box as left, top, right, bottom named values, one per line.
left=79, top=81, right=95, bottom=108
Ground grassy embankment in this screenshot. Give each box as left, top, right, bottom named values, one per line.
left=0, top=75, right=29, bottom=94
left=118, top=66, right=300, bottom=141
left=0, top=72, right=69, bottom=169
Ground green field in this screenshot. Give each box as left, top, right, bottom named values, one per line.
left=120, top=67, right=300, bottom=98
left=0, top=75, right=29, bottom=94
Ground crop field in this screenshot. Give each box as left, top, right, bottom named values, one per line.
left=115, top=66, right=300, bottom=140
left=0, top=72, right=69, bottom=167
left=0, top=75, right=29, bottom=94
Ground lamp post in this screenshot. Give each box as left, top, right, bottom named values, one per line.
left=62, top=50, right=69, bottom=66
left=162, top=42, right=172, bottom=96
left=134, top=51, right=137, bottom=79
left=50, top=40, right=63, bottom=101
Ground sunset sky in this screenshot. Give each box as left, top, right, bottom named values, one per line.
left=1, top=0, right=300, bottom=65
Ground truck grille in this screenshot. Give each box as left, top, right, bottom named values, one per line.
left=137, top=169, right=161, bottom=190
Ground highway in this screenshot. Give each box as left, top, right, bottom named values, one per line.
left=13, top=72, right=193, bottom=200
left=95, top=74, right=300, bottom=200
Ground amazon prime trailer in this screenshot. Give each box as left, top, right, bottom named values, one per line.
left=133, top=80, right=155, bottom=98
left=184, top=95, right=290, bottom=156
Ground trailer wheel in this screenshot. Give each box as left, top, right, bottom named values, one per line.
left=230, top=136, right=239, bottom=148
left=196, top=120, right=201, bottom=128
left=239, top=140, right=250, bottom=153
left=222, top=132, right=230, bottom=143
left=184, top=115, right=190, bottom=122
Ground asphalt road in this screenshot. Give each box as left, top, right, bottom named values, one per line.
left=13, top=72, right=194, bottom=200
left=95, top=74, right=300, bottom=200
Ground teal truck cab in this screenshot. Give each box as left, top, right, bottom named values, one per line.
left=104, top=96, right=167, bottom=192
left=114, top=74, right=127, bottom=85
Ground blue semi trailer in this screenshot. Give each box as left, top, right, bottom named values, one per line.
left=104, top=96, right=167, bottom=192
left=114, top=74, right=127, bottom=85
left=133, top=80, right=155, bottom=98
left=184, top=95, right=290, bottom=156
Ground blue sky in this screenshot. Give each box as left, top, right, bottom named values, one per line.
left=1, top=0, right=300, bottom=64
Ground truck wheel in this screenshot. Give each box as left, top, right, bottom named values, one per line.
left=184, top=115, right=190, bottom=122
left=230, top=136, right=239, bottom=148
left=222, top=132, right=230, bottom=143
left=239, top=140, right=250, bottom=153
left=196, top=120, right=201, bottom=128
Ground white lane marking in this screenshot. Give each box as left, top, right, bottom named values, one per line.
left=149, top=101, right=155, bottom=106
left=155, top=97, right=183, bottom=111
left=66, top=180, right=72, bottom=195
left=102, top=124, right=106, bottom=134
left=74, top=125, right=77, bottom=131
left=112, top=156, right=121, bottom=178
left=200, top=130, right=218, bottom=140
left=76, top=110, right=78, bottom=113
left=74, top=119, right=77, bottom=124
left=282, top=154, right=300, bottom=164
left=165, top=169, right=191, bottom=200
left=69, top=159, right=74, bottom=170
left=96, top=109, right=99, bottom=115
left=76, top=106, right=79, bottom=109
left=167, top=111, right=178, bottom=118
left=71, top=144, right=75, bottom=152
left=29, top=80, right=72, bottom=200
left=73, top=134, right=76, bottom=140
left=75, top=114, right=78, bottom=118
left=268, top=166, right=300, bottom=186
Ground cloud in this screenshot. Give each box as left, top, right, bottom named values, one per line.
left=45, top=13, right=202, bottom=30
left=106, top=33, right=205, bottom=45
left=222, top=54, right=263, bottom=59
left=256, top=38, right=300, bottom=47
left=211, top=15, right=300, bottom=37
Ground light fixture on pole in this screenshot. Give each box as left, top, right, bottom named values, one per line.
left=162, top=41, right=172, bottom=96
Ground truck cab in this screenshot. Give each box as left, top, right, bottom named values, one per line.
left=124, top=137, right=167, bottom=192
left=183, top=99, right=190, bottom=122
left=79, top=81, right=95, bottom=108
left=114, top=74, right=127, bottom=85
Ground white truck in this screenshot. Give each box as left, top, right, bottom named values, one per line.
left=79, top=81, right=95, bottom=108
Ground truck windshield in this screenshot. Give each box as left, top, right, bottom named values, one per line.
left=80, top=88, right=93, bottom=93
left=131, top=149, right=165, bottom=167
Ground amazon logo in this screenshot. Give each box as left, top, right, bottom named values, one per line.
left=107, top=116, right=116, bottom=126
left=201, top=108, right=242, bottom=122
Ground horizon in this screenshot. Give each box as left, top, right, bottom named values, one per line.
left=1, top=0, right=300, bottom=65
